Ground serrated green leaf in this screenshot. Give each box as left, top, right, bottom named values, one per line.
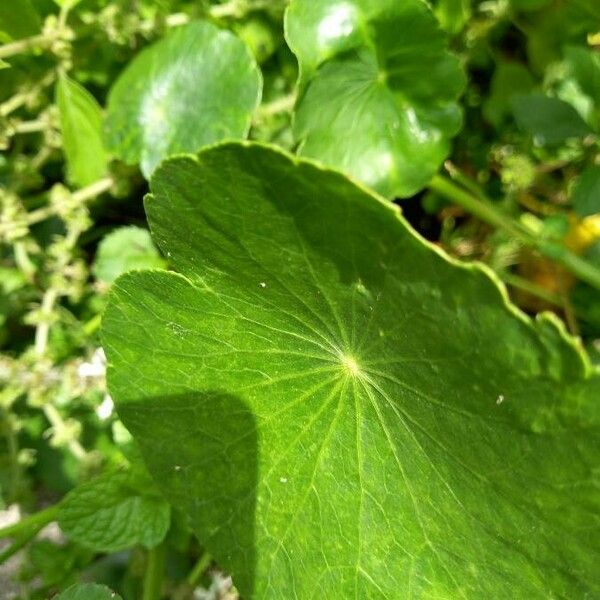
left=58, top=470, right=170, bottom=552
left=104, top=21, right=262, bottom=178
left=285, top=0, right=466, bottom=198
left=571, top=165, right=600, bottom=218
left=93, top=226, right=166, bottom=285
left=0, top=0, right=40, bottom=40
left=511, top=92, right=594, bottom=145
left=103, top=142, right=600, bottom=598
left=54, top=583, right=122, bottom=600
left=56, top=74, right=109, bottom=187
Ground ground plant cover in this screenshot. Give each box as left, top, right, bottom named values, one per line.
left=0, top=0, right=599, bottom=598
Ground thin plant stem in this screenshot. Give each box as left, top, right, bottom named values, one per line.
left=429, top=174, right=600, bottom=291
left=0, top=527, right=39, bottom=565
left=13, top=119, right=48, bottom=134
left=500, top=272, right=565, bottom=308
left=0, top=504, right=59, bottom=540
left=187, top=550, right=213, bottom=587
left=143, top=543, right=166, bottom=600
left=43, top=403, right=87, bottom=460
left=27, top=176, right=113, bottom=225
left=255, top=92, right=297, bottom=121
left=0, top=34, right=53, bottom=60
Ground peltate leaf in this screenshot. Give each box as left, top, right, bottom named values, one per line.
left=56, top=74, right=109, bottom=187
left=58, top=470, right=170, bottom=552
left=285, top=0, right=466, bottom=198
left=103, top=142, right=600, bottom=598
left=54, top=583, right=122, bottom=600
left=104, top=21, right=262, bottom=178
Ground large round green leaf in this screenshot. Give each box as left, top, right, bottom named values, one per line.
left=285, top=0, right=466, bottom=198
left=104, top=21, right=262, bottom=177
left=103, top=142, right=599, bottom=598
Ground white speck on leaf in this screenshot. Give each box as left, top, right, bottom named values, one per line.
left=279, top=477, right=288, bottom=483
left=496, top=394, right=505, bottom=405
left=259, top=282, right=267, bottom=288
left=174, top=465, right=182, bottom=471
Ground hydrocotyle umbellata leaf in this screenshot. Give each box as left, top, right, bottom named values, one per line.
left=103, top=142, right=600, bottom=599
left=104, top=21, right=262, bottom=178
left=285, top=0, right=466, bottom=198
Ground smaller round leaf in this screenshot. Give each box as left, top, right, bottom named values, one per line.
left=104, top=21, right=262, bottom=177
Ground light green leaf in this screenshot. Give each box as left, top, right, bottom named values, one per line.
left=58, top=470, right=170, bottom=552
left=434, top=0, right=471, bottom=34
left=52, top=0, right=83, bottom=9
left=54, top=583, right=122, bottom=600
left=0, top=0, right=40, bottom=40
left=0, top=58, right=9, bottom=70
left=103, top=142, right=600, bottom=598
left=482, top=62, right=534, bottom=128
left=511, top=92, right=594, bottom=145
left=104, top=21, right=262, bottom=178
left=93, top=226, right=166, bottom=285
left=571, top=165, right=600, bottom=218
left=562, top=46, right=600, bottom=129
left=56, top=74, right=109, bottom=187
left=285, top=0, right=466, bottom=198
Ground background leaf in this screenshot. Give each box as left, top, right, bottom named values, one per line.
left=285, top=0, right=466, bottom=198
left=104, top=20, right=262, bottom=178
left=0, top=0, right=40, bottom=40
left=56, top=74, right=109, bottom=187
left=482, top=62, right=535, bottom=128
left=58, top=470, right=171, bottom=553
left=511, top=92, right=594, bottom=145
left=103, top=142, right=600, bottom=599
left=93, top=226, right=166, bottom=285
left=571, top=165, right=600, bottom=218
left=54, top=583, right=122, bottom=600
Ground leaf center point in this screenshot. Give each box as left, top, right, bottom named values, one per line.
left=341, top=354, right=360, bottom=377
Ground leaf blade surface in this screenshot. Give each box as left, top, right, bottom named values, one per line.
left=103, top=142, right=600, bottom=599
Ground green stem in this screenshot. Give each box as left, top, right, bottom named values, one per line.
left=0, top=526, right=39, bottom=565
left=82, top=313, right=102, bottom=336
left=255, top=92, right=297, bottom=121
left=43, top=403, right=87, bottom=460
left=143, top=543, right=166, bottom=600
left=500, top=272, right=565, bottom=307
left=1, top=412, right=21, bottom=504
left=187, top=550, right=213, bottom=587
left=209, top=0, right=282, bottom=18
left=27, top=176, right=113, bottom=225
left=429, top=174, right=600, bottom=291
left=13, top=119, right=48, bottom=134
left=0, top=34, right=53, bottom=60
left=0, top=504, right=59, bottom=540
